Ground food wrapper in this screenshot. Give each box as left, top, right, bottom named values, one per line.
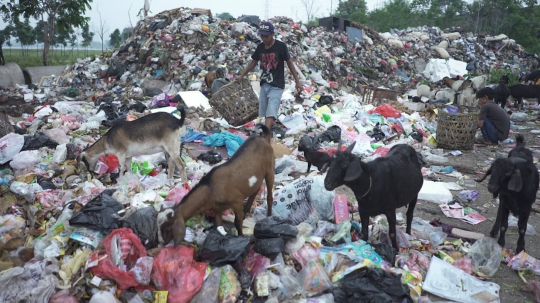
left=508, top=251, right=540, bottom=274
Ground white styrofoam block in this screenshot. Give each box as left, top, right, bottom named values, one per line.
left=418, top=180, right=453, bottom=203
left=404, top=101, right=426, bottom=111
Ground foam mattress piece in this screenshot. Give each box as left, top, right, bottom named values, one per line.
left=418, top=180, right=453, bottom=203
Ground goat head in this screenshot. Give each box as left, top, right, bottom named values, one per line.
left=324, top=141, right=362, bottom=191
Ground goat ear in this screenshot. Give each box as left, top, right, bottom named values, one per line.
left=344, top=141, right=356, bottom=154
left=509, top=157, right=526, bottom=164
left=508, top=169, right=523, bottom=192
left=344, top=158, right=363, bottom=182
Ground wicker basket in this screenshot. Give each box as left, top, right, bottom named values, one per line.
left=436, top=106, right=480, bottom=150
left=362, top=87, right=400, bottom=103
left=209, top=78, right=259, bottom=127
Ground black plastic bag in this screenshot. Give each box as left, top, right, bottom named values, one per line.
left=409, top=131, right=423, bottom=143
left=121, top=207, right=158, bottom=249
left=199, top=228, right=251, bottom=266
left=98, top=102, right=120, bottom=122
left=148, top=20, right=169, bottom=32
left=236, top=268, right=251, bottom=289
left=254, top=216, right=298, bottom=240
left=119, top=102, right=148, bottom=114
left=21, top=132, right=58, bottom=151
left=253, top=238, right=284, bottom=260
left=271, top=125, right=286, bottom=139
left=318, top=95, right=334, bottom=106
left=144, top=87, right=162, bottom=97
left=38, top=180, right=56, bottom=190
left=94, top=96, right=114, bottom=106
left=338, top=268, right=413, bottom=303
left=371, top=243, right=396, bottom=265
left=367, top=124, right=385, bottom=142
left=197, top=150, right=223, bottom=165
left=69, top=189, right=124, bottom=234
left=317, top=125, right=341, bottom=144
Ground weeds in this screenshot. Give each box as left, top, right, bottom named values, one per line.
left=2, top=48, right=103, bottom=69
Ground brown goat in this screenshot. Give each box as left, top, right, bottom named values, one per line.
left=442, top=76, right=472, bottom=91
left=205, top=70, right=217, bottom=89
left=77, top=110, right=187, bottom=181
left=161, top=124, right=275, bottom=246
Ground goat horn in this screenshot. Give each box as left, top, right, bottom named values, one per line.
left=337, top=141, right=343, bottom=153
left=475, top=167, right=491, bottom=182
left=509, top=157, right=526, bottom=164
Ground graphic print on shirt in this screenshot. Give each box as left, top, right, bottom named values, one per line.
left=260, top=52, right=278, bottom=84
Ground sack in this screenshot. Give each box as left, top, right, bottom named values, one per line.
left=199, top=228, right=251, bottom=266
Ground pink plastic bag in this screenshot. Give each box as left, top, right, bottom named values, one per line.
left=373, top=147, right=390, bottom=157
left=49, top=290, right=78, bottom=303
left=238, top=249, right=271, bottom=279
left=165, top=187, right=190, bottom=204
left=152, top=246, right=208, bottom=303
left=371, top=104, right=402, bottom=118
left=91, top=228, right=147, bottom=290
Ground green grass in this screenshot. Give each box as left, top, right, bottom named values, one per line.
left=2, top=48, right=104, bottom=69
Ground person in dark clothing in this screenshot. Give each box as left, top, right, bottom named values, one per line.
left=235, top=21, right=303, bottom=130
left=0, top=39, right=5, bottom=66
left=475, top=87, right=510, bottom=145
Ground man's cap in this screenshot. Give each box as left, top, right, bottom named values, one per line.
left=258, top=22, right=274, bottom=36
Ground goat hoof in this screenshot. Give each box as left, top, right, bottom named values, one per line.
left=489, top=231, right=497, bottom=238
left=516, top=246, right=525, bottom=254
left=497, top=239, right=505, bottom=247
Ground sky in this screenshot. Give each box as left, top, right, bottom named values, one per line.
left=0, top=0, right=383, bottom=43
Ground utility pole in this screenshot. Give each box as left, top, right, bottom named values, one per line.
left=264, top=0, right=269, bottom=20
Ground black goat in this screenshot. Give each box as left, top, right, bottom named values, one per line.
left=298, top=142, right=331, bottom=173
left=508, top=84, right=540, bottom=110
left=475, top=135, right=539, bottom=253
left=493, top=74, right=511, bottom=109
left=323, top=142, right=424, bottom=249
left=524, top=70, right=540, bottom=84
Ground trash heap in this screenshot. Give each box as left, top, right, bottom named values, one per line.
left=2, top=6, right=540, bottom=303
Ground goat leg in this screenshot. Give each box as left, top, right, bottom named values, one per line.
left=265, top=172, right=274, bottom=217
left=386, top=211, right=399, bottom=250
left=406, top=198, right=418, bottom=235
left=490, top=200, right=503, bottom=238
left=516, top=210, right=531, bottom=253
left=233, top=203, right=244, bottom=236
left=307, top=162, right=312, bottom=173
left=498, top=206, right=510, bottom=248
left=360, top=212, right=370, bottom=242
left=244, top=192, right=258, bottom=215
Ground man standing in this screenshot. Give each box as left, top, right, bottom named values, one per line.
left=0, top=39, right=5, bottom=66
left=475, top=87, right=510, bottom=145
left=235, top=21, right=303, bottom=131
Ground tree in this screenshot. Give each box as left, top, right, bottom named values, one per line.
left=81, top=23, right=94, bottom=56
left=0, top=0, right=92, bottom=66
left=365, top=0, right=421, bottom=32
left=335, top=0, right=368, bottom=20
left=14, top=18, right=35, bottom=56
left=216, top=12, right=234, bottom=20
left=109, top=28, right=122, bottom=48
left=121, top=27, right=133, bottom=41
left=300, top=0, right=320, bottom=24
left=0, top=25, right=13, bottom=55
left=93, top=4, right=109, bottom=52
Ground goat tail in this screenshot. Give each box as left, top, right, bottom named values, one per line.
left=516, top=134, right=525, bottom=146
left=177, top=107, right=186, bottom=127
left=257, top=124, right=272, bottom=142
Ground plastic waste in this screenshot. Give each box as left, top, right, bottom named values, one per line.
left=152, top=246, right=207, bottom=303
left=131, top=256, right=154, bottom=285
left=253, top=238, right=285, bottom=260
left=52, top=144, right=67, bottom=164
left=42, top=128, right=70, bottom=145
left=199, top=228, right=251, bottom=266
left=411, top=217, right=447, bottom=247
left=467, top=237, right=502, bottom=277
left=508, top=215, right=536, bottom=235
left=423, top=256, right=499, bottom=302
left=69, top=190, right=124, bottom=234
left=297, top=260, right=332, bottom=297
left=458, top=190, right=480, bottom=203
left=197, top=150, right=223, bottom=164
left=91, top=228, right=147, bottom=290
left=372, top=104, right=402, bottom=118
left=49, top=291, right=79, bottom=303
left=165, top=186, right=190, bottom=204
left=510, top=112, right=527, bottom=122
left=189, top=266, right=221, bottom=303
left=89, top=291, right=119, bottom=303
left=0, top=133, right=25, bottom=164
left=20, top=132, right=58, bottom=152
left=10, top=181, right=41, bottom=202
left=10, top=150, right=40, bottom=170
left=121, top=206, right=158, bottom=249
left=425, top=154, right=448, bottom=164
left=254, top=216, right=299, bottom=239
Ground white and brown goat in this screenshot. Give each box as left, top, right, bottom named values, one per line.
left=77, top=109, right=187, bottom=181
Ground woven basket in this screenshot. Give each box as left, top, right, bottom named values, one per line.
left=209, top=78, right=259, bottom=127
left=436, top=106, right=479, bottom=150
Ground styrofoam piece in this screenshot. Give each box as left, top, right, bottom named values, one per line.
left=418, top=180, right=453, bottom=203
left=423, top=257, right=500, bottom=303
left=403, top=101, right=425, bottom=111
left=422, top=58, right=468, bottom=82
left=178, top=91, right=211, bottom=110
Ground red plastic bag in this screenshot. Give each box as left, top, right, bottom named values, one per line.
left=165, top=187, right=190, bottom=204
left=91, top=228, right=147, bottom=290
left=152, top=246, right=208, bottom=303
left=372, top=104, right=402, bottom=118
left=49, top=290, right=78, bottom=303
left=99, top=154, right=119, bottom=173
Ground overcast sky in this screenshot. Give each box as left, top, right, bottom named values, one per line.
left=0, top=0, right=383, bottom=42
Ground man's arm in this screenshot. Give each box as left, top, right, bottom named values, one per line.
left=286, top=59, right=303, bottom=94
left=235, top=60, right=258, bottom=82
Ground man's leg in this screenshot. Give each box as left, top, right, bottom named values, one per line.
left=258, top=83, right=269, bottom=121
left=480, top=117, right=499, bottom=144
left=264, top=86, right=284, bottom=132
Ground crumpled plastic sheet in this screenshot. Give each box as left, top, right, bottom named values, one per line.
left=203, top=132, right=245, bottom=157
left=69, top=189, right=124, bottom=234
left=0, top=258, right=59, bottom=303
left=121, top=206, right=159, bottom=249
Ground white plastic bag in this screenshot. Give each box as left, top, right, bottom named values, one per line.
left=0, top=133, right=25, bottom=164
left=10, top=150, right=40, bottom=170
left=52, top=144, right=67, bottom=164
left=508, top=215, right=536, bottom=235
left=42, top=128, right=70, bottom=145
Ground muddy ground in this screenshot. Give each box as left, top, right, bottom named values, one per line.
left=2, top=96, right=540, bottom=302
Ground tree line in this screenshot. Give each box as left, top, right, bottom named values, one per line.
left=331, top=0, right=540, bottom=53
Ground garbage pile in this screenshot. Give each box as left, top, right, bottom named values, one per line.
left=2, top=6, right=540, bottom=303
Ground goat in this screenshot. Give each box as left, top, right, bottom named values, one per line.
left=322, top=142, right=424, bottom=249
left=161, top=124, right=275, bottom=246
left=475, top=135, right=539, bottom=253
left=77, top=109, right=187, bottom=181
left=416, top=84, right=431, bottom=98
left=205, top=68, right=226, bottom=90
left=523, top=70, right=540, bottom=85
left=298, top=143, right=331, bottom=173
left=493, top=74, right=511, bottom=109
left=456, top=87, right=476, bottom=107
left=435, top=89, right=457, bottom=103
left=508, top=84, right=540, bottom=110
